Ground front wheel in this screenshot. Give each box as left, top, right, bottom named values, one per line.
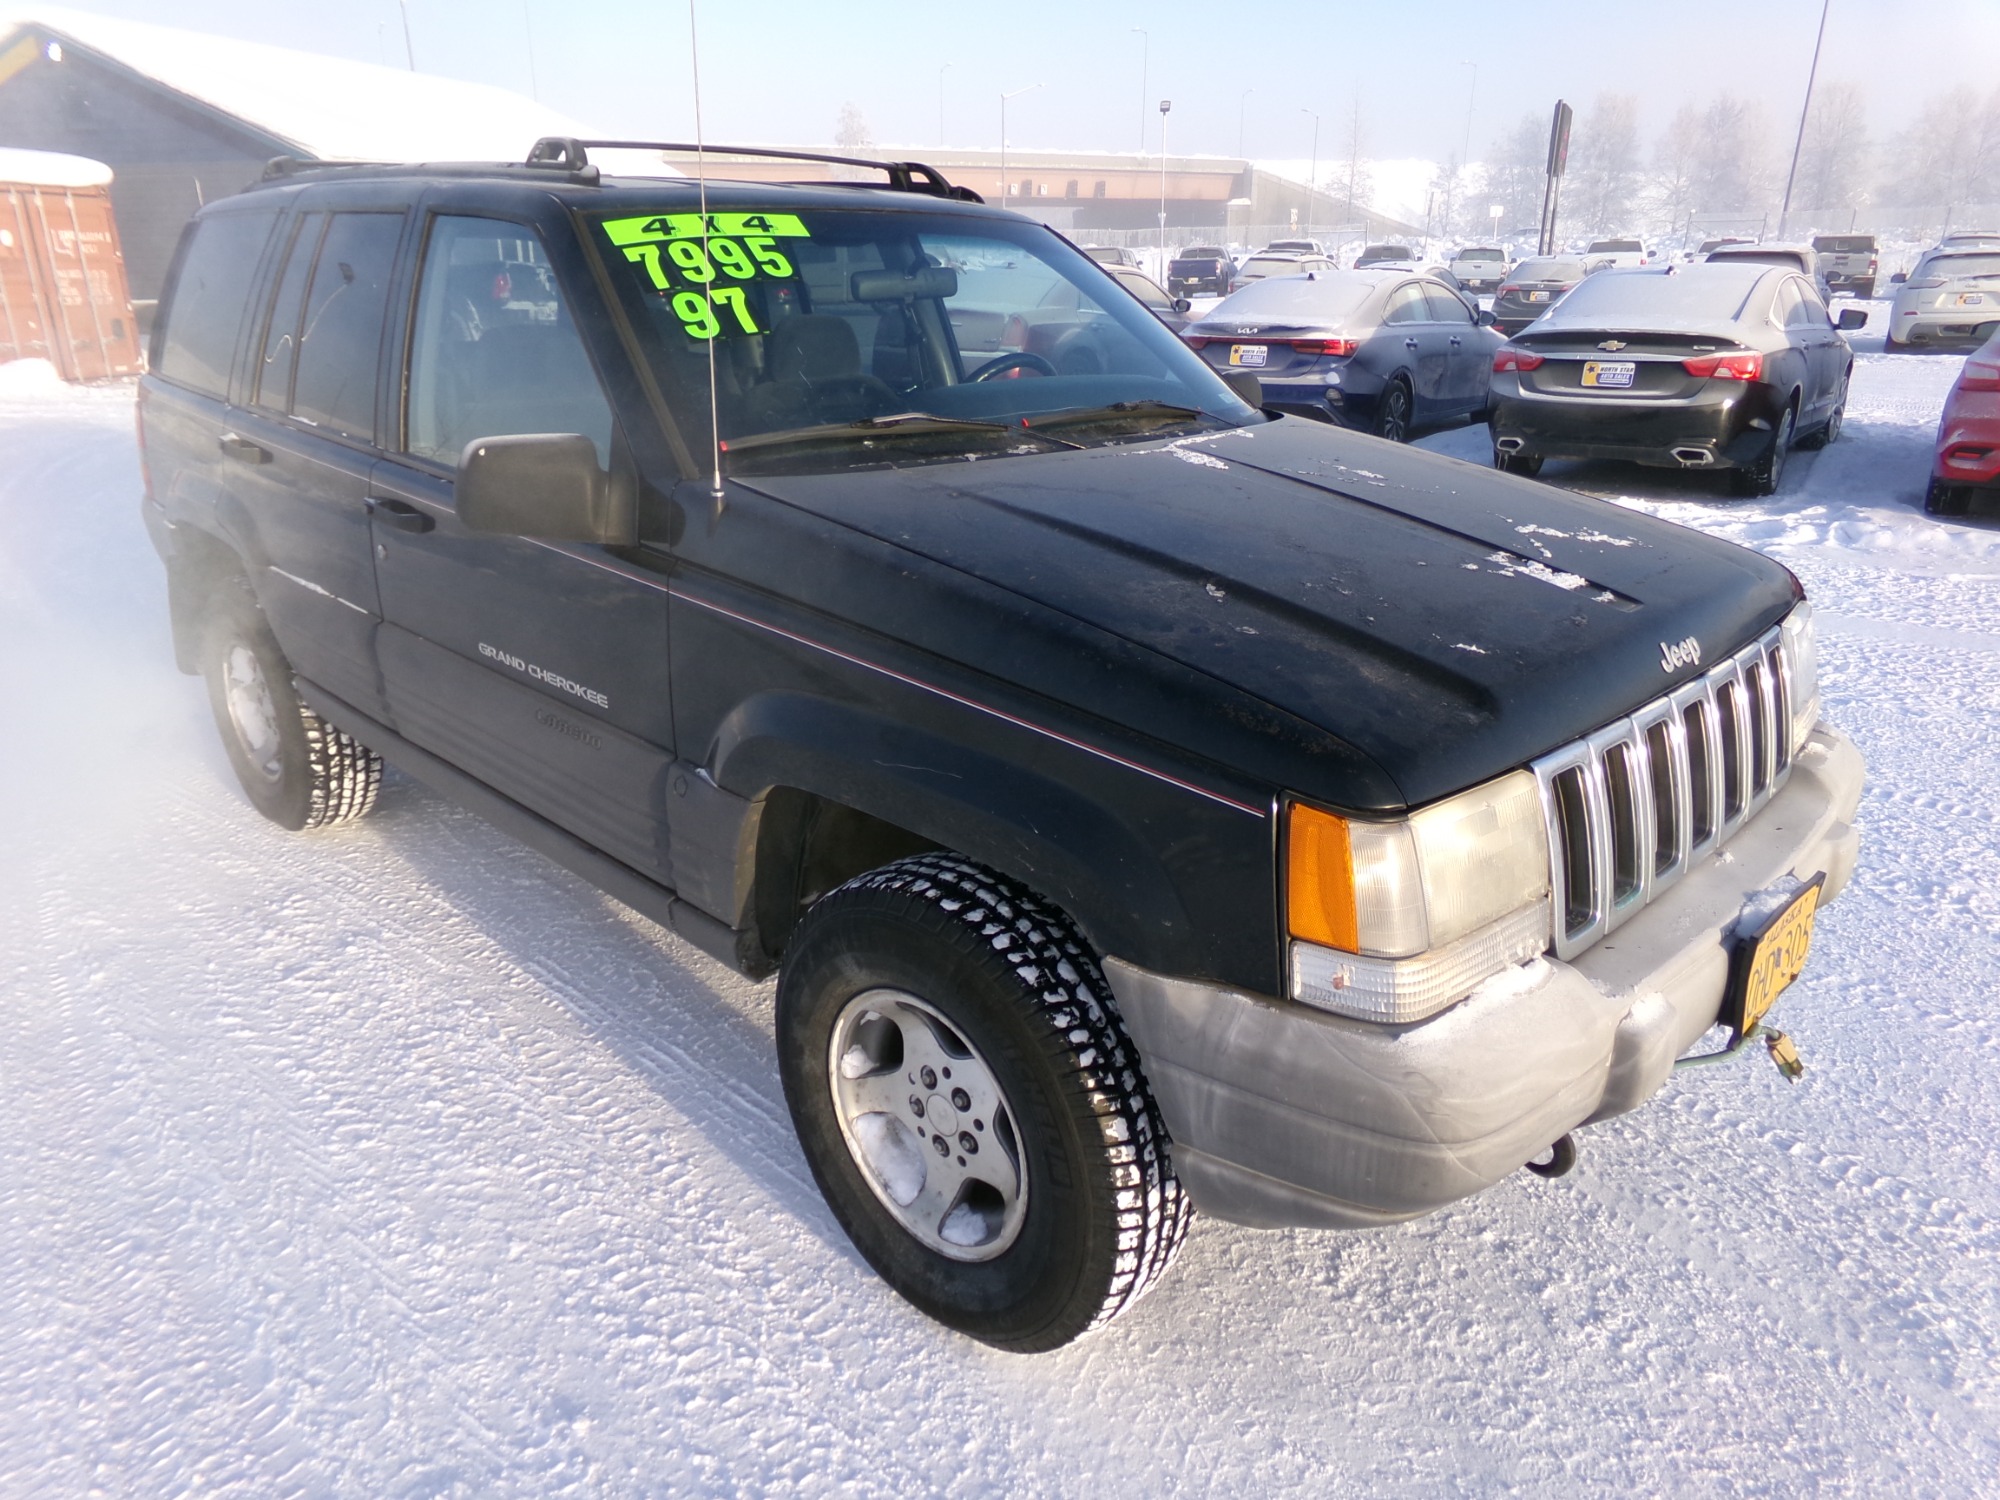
left=1372, top=379, right=1413, bottom=443
left=775, top=854, right=1192, bottom=1351
left=200, top=581, right=381, bottom=830
left=1800, top=377, right=1847, bottom=449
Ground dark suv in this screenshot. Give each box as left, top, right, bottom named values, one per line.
left=140, top=139, right=1864, bottom=1353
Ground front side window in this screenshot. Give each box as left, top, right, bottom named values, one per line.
left=154, top=210, right=279, bottom=397
left=405, top=215, right=614, bottom=468
left=290, top=212, right=404, bottom=441
left=591, top=206, right=1252, bottom=475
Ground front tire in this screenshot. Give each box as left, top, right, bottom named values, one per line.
left=200, top=581, right=381, bottom=830
left=1800, top=376, right=1847, bottom=449
left=775, top=854, right=1191, bottom=1351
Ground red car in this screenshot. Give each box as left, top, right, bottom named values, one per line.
left=1926, top=327, right=2000, bottom=515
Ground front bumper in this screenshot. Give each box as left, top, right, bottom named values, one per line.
left=1107, top=722, right=1864, bottom=1230
left=1490, top=385, right=1777, bottom=469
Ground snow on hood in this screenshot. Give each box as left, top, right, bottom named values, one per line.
left=0, top=7, right=611, bottom=167
left=0, top=145, right=111, bottom=188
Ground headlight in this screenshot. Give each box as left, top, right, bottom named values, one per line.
left=1286, top=772, right=1551, bottom=1024
left=1779, top=600, right=1820, bottom=758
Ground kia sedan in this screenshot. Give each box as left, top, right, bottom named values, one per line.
left=1184, top=270, right=1500, bottom=440
left=1488, top=263, right=1865, bottom=496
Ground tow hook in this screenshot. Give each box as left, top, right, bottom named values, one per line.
left=1524, top=1133, right=1577, bottom=1180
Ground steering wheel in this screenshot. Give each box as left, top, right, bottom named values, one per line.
left=969, top=352, right=1057, bottom=382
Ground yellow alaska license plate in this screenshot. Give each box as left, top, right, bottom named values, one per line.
left=1730, top=877, right=1824, bottom=1033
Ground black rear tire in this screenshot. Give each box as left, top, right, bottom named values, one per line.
left=1372, top=379, right=1413, bottom=443
left=1925, top=478, right=1967, bottom=516
left=1732, top=404, right=1795, bottom=498
left=775, top=854, right=1191, bottom=1351
left=1494, top=448, right=1544, bottom=477
left=200, top=581, right=381, bottom=831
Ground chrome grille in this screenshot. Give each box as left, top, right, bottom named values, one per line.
left=1532, top=626, right=1792, bottom=961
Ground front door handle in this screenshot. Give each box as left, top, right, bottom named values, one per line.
left=217, top=432, right=269, bottom=465
left=367, top=496, right=435, bottom=534
left=1404, top=338, right=1421, bottom=350
left=1449, top=336, right=1464, bottom=347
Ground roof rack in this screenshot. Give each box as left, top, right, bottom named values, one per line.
left=525, top=138, right=984, bottom=203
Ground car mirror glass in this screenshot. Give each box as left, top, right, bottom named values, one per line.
left=1891, top=272, right=1907, bottom=284
left=1837, top=308, right=1868, bottom=331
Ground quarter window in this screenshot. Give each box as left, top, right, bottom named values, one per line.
left=404, top=215, right=614, bottom=468
left=153, top=210, right=279, bottom=398
left=251, top=212, right=325, bottom=413
left=290, top=212, right=404, bottom=441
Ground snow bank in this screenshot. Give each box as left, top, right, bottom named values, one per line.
left=0, top=145, right=111, bottom=189
left=0, top=357, right=70, bottom=397
left=3, top=7, right=591, bottom=165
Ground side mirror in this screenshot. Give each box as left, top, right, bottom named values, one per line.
left=1837, top=308, right=1868, bottom=331
left=1478, top=308, right=1496, bottom=327
left=1220, top=370, right=1264, bottom=408
left=456, top=433, right=633, bottom=545
left=1891, top=272, right=1907, bottom=284
left=1172, top=296, right=1193, bottom=314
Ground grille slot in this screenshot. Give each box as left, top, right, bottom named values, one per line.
left=1534, top=626, right=1794, bottom=960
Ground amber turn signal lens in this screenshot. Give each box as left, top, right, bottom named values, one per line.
left=1287, top=803, right=1358, bottom=952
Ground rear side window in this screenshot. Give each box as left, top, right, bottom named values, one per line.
left=290, top=212, right=404, bottom=441
left=404, top=215, right=613, bottom=468
left=154, top=211, right=278, bottom=397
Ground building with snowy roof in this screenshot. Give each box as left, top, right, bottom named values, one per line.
left=0, top=7, right=590, bottom=306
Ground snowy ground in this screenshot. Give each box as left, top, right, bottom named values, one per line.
left=2, top=329, right=1997, bottom=1497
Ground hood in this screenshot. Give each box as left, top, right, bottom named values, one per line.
left=738, top=418, right=1797, bottom=807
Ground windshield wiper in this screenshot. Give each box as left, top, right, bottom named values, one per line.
left=724, top=412, right=1083, bottom=455
left=1021, top=400, right=1212, bottom=432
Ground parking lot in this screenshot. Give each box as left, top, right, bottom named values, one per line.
left=2, top=323, right=1996, bottom=1493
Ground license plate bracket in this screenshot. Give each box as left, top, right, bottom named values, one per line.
left=1581, top=359, right=1636, bottom=388
left=1720, top=874, right=1826, bottom=1037
left=1230, top=344, right=1268, bottom=367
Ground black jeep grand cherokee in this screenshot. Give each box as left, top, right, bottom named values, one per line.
left=139, top=140, right=1863, bottom=1352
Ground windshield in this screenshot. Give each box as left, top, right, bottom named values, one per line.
left=591, top=206, right=1253, bottom=475
left=1240, top=257, right=1304, bottom=277
left=1359, top=245, right=1411, bottom=260
left=1203, top=274, right=1378, bottom=322
left=1510, top=259, right=1587, bottom=282
left=1178, top=247, right=1227, bottom=260
left=1456, top=248, right=1504, bottom=260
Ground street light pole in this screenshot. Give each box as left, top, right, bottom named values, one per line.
left=1131, top=30, right=1148, bottom=158
left=1300, top=108, right=1321, bottom=244
left=999, top=83, right=1042, bottom=211
left=1158, top=99, right=1172, bottom=266
left=1779, top=0, right=1833, bottom=237
left=938, top=62, right=950, bottom=147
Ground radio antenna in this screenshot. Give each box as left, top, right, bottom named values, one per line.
left=688, top=0, right=724, bottom=502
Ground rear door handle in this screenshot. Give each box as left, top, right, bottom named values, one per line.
left=217, top=432, right=269, bottom=465
left=1449, top=336, right=1464, bottom=346
left=366, top=496, right=435, bottom=534
left=1404, top=338, right=1421, bottom=350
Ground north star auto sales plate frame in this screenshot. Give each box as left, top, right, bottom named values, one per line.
left=1720, top=873, right=1826, bottom=1038
left=1581, top=359, right=1637, bottom=388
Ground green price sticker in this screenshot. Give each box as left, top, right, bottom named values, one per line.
left=602, top=211, right=810, bottom=247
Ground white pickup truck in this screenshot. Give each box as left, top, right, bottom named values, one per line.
left=1585, top=238, right=1652, bottom=269
left=1448, top=245, right=1511, bottom=292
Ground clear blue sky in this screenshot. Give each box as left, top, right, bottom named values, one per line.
left=38, top=0, right=2000, bottom=161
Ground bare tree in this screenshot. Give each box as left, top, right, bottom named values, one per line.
left=1484, top=112, right=1548, bottom=234
left=1879, top=85, right=2000, bottom=210
left=1689, top=94, right=1777, bottom=218
left=1651, top=103, right=1703, bottom=236
left=835, top=102, right=872, bottom=151
left=1791, top=79, right=1871, bottom=220
left=1568, top=93, right=1642, bottom=235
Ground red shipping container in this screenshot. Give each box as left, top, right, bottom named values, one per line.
left=0, top=148, right=143, bottom=382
